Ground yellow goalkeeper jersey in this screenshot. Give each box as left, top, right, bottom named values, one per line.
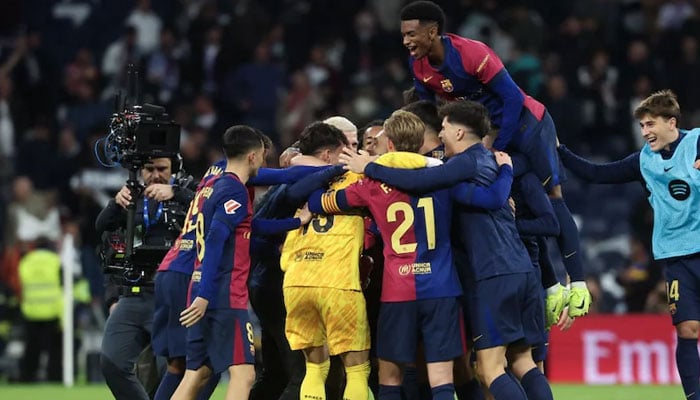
left=281, top=171, right=365, bottom=290
left=281, top=152, right=432, bottom=290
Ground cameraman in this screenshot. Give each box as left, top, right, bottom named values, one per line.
left=96, top=156, right=194, bottom=400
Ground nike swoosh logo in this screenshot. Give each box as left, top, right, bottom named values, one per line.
left=573, top=299, right=586, bottom=309
left=564, top=251, right=577, bottom=259
left=422, top=76, right=433, bottom=83
left=473, top=335, right=483, bottom=342
left=664, top=166, right=674, bottom=172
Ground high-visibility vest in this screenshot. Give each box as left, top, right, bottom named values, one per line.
left=18, top=249, right=63, bottom=320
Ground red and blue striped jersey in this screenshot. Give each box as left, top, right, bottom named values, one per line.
left=329, top=178, right=462, bottom=302
left=410, top=33, right=545, bottom=150
left=190, top=173, right=252, bottom=309
left=157, top=160, right=226, bottom=275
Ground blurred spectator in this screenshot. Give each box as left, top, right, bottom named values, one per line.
left=278, top=70, right=323, bottom=147
left=15, top=119, right=57, bottom=190
left=63, top=48, right=99, bottom=105
left=101, top=26, right=140, bottom=101
left=126, top=0, right=163, bottom=55
left=145, top=26, right=183, bottom=107
left=577, top=49, right=619, bottom=145
left=657, top=0, right=695, bottom=32
left=669, top=35, right=700, bottom=126
left=222, top=41, right=285, bottom=142
left=541, top=74, right=583, bottom=150
left=4, top=176, right=61, bottom=249
left=17, top=237, right=63, bottom=382
left=617, top=236, right=662, bottom=312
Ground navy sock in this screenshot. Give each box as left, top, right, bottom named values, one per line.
left=551, top=198, right=584, bottom=281
left=401, top=366, right=420, bottom=400
left=430, top=383, right=455, bottom=400
left=677, top=337, right=700, bottom=399
left=154, top=371, right=183, bottom=400
left=379, top=384, right=402, bottom=400
left=197, top=372, right=222, bottom=400
left=488, top=373, right=527, bottom=400
left=455, top=378, right=484, bottom=400
left=520, top=368, right=553, bottom=400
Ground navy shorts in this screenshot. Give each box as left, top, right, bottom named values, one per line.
left=466, top=271, right=544, bottom=350
left=514, top=110, right=562, bottom=192
left=186, top=308, right=255, bottom=374
left=664, top=254, right=700, bottom=325
left=376, top=297, right=465, bottom=363
left=152, top=271, right=190, bottom=358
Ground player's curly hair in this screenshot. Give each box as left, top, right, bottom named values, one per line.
left=633, top=89, right=681, bottom=121
left=400, top=1, right=446, bottom=34
left=438, top=101, right=491, bottom=139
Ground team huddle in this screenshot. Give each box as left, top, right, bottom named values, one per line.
left=120, top=2, right=700, bottom=400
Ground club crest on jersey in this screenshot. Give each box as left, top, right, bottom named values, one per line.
left=440, top=79, right=454, bottom=93
left=224, top=199, right=242, bottom=214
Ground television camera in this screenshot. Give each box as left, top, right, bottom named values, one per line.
left=96, top=65, right=183, bottom=284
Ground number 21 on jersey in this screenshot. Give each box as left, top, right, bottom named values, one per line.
left=387, top=197, right=435, bottom=254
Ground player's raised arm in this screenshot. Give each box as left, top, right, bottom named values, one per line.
left=558, top=144, right=642, bottom=184
left=248, top=165, right=329, bottom=186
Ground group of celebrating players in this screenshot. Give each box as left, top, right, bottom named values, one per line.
left=135, top=1, right=700, bottom=400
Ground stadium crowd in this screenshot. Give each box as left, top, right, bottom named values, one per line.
left=1, top=0, right=700, bottom=390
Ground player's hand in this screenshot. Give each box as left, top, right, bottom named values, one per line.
left=144, top=183, right=174, bottom=202
left=339, top=148, right=374, bottom=173
left=279, top=147, right=302, bottom=167
left=545, top=283, right=567, bottom=329
left=298, top=203, right=313, bottom=225
left=567, top=281, right=592, bottom=318
left=508, top=197, right=516, bottom=217
left=557, top=306, right=576, bottom=331
left=694, top=159, right=700, bottom=170
left=180, top=296, right=209, bottom=327
left=494, top=151, right=512, bottom=168
left=115, top=186, right=133, bottom=209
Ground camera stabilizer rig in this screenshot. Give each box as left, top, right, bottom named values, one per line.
left=96, top=65, right=182, bottom=283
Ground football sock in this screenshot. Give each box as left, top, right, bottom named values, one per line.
left=401, top=366, right=420, bottom=400
left=551, top=198, right=584, bottom=281
left=154, top=371, right=183, bottom=400
left=488, top=373, right=527, bottom=400
left=520, top=367, right=553, bottom=400
left=431, top=383, right=455, bottom=400
left=676, top=337, right=700, bottom=398
left=344, top=361, right=371, bottom=400
left=301, top=359, right=330, bottom=400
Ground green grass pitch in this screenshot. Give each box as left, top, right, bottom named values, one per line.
left=0, top=384, right=683, bottom=400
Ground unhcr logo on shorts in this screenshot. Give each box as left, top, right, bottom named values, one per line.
left=398, top=263, right=432, bottom=275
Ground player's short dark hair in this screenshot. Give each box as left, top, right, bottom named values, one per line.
left=438, top=101, right=492, bottom=139
left=359, top=119, right=385, bottom=150
left=403, top=100, right=441, bottom=134
left=222, top=125, right=264, bottom=159
left=298, top=122, right=349, bottom=156
left=633, top=89, right=681, bottom=121
left=400, top=1, right=446, bottom=34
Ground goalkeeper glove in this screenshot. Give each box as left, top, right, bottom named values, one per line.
left=545, top=283, right=567, bottom=329
left=567, top=281, right=592, bottom=317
